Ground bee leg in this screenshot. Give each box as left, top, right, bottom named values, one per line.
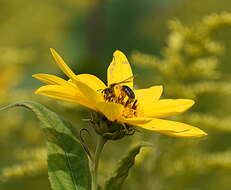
left=106, top=95, right=114, bottom=102
left=132, top=99, right=138, bottom=109
left=118, top=95, right=124, bottom=104
left=125, top=99, right=132, bottom=107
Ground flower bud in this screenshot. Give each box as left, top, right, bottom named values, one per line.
left=91, top=112, right=135, bottom=140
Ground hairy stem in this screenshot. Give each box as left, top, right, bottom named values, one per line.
left=91, top=136, right=107, bottom=190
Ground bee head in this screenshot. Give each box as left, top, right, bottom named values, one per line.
left=114, top=85, right=121, bottom=90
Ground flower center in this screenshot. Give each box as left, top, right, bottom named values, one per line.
left=101, top=85, right=139, bottom=118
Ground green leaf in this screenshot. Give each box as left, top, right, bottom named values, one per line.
left=1, top=101, right=90, bottom=190
left=104, top=143, right=152, bottom=190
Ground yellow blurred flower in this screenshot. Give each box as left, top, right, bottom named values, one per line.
left=0, top=66, right=22, bottom=101
left=33, top=49, right=207, bottom=138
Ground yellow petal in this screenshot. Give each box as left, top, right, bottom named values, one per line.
left=96, top=101, right=124, bottom=121
left=107, top=50, right=133, bottom=88
left=50, top=48, right=77, bottom=81
left=35, top=85, right=96, bottom=111
left=142, top=99, right=195, bottom=118
left=121, top=117, right=152, bottom=125
left=74, top=80, right=104, bottom=110
left=74, top=80, right=123, bottom=121
left=126, top=117, right=207, bottom=138
left=135, top=86, right=163, bottom=108
left=32, top=73, right=68, bottom=86
left=75, top=74, right=106, bottom=91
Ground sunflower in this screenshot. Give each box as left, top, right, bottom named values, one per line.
left=33, top=49, right=207, bottom=138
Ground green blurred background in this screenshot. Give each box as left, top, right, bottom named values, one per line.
left=1, top=0, right=231, bottom=189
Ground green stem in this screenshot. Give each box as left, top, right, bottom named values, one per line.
left=91, top=136, right=107, bottom=190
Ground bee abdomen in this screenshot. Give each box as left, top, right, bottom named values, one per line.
left=121, top=85, right=135, bottom=99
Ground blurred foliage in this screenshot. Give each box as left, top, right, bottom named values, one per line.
left=1, top=0, right=231, bottom=190
left=1, top=147, right=47, bottom=180
left=128, top=12, right=231, bottom=190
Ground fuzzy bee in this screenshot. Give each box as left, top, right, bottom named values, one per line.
left=100, top=76, right=137, bottom=109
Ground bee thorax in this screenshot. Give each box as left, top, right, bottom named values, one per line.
left=101, top=84, right=139, bottom=118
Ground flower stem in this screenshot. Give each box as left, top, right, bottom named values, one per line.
left=91, top=136, right=107, bottom=190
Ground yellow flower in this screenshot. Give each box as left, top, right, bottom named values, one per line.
left=33, top=48, right=207, bottom=138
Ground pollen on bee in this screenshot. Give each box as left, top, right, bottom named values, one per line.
left=101, top=85, right=139, bottom=118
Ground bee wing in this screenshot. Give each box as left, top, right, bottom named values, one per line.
left=112, top=76, right=134, bottom=85
left=107, top=50, right=133, bottom=89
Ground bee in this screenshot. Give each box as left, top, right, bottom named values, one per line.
left=100, top=76, right=137, bottom=109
